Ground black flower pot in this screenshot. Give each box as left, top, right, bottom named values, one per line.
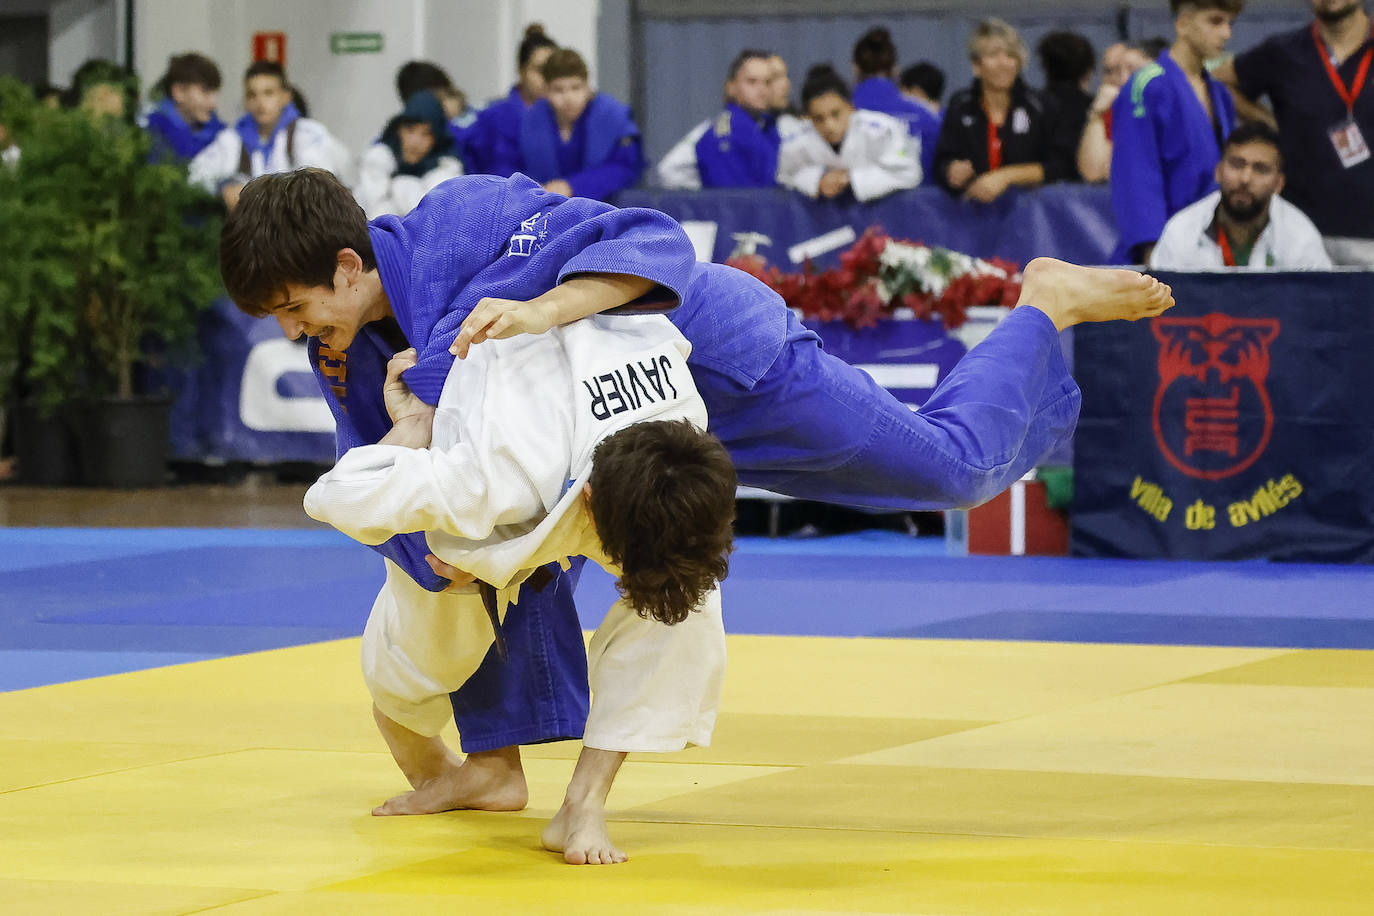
left=76, top=397, right=172, bottom=488
left=11, top=403, right=83, bottom=485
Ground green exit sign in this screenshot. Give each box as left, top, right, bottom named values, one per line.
left=330, top=32, right=384, bottom=54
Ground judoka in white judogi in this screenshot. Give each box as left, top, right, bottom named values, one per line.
left=304, top=313, right=726, bottom=753
left=777, top=108, right=921, bottom=202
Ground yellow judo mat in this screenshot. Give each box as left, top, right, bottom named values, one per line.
left=3, top=634, right=1373, bottom=915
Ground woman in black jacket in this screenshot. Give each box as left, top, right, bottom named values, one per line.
left=934, top=19, right=1078, bottom=202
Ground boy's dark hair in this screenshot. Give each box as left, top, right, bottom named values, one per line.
left=852, top=26, right=898, bottom=78
left=542, top=48, right=589, bottom=84
left=66, top=58, right=136, bottom=113
left=727, top=49, right=772, bottom=81
left=1224, top=119, right=1283, bottom=167
left=801, top=63, right=851, bottom=108
left=588, top=419, right=736, bottom=626
left=219, top=168, right=376, bottom=317
left=1037, top=31, right=1095, bottom=84
left=396, top=60, right=453, bottom=103
left=156, top=52, right=222, bottom=96
left=1170, top=0, right=1245, bottom=15
left=519, top=23, right=558, bottom=69
left=899, top=61, right=945, bottom=101
left=244, top=60, right=287, bottom=87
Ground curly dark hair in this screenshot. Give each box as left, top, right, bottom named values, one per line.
left=587, top=419, right=737, bottom=625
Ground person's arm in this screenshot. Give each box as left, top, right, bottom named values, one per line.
left=1077, top=85, right=1117, bottom=184
left=355, top=143, right=398, bottom=219
left=776, top=130, right=826, bottom=197
left=656, top=121, right=707, bottom=190
left=964, top=163, right=1044, bottom=202
left=565, top=134, right=646, bottom=201
left=848, top=116, right=922, bottom=201
left=452, top=272, right=656, bottom=357
left=1214, top=57, right=1278, bottom=129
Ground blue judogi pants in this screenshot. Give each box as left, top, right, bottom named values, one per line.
left=448, top=305, right=1079, bottom=750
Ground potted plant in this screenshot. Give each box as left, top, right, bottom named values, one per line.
left=0, top=77, right=222, bottom=487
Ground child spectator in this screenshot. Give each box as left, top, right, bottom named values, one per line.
left=658, top=49, right=780, bottom=190
left=934, top=19, right=1077, bottom=202
left=144, top=52, right=224, bottom=162
left=516, top=48, right=644, bottom=201
left=777, top=64, right=921, bottom=201
left=852, top=27, right=940, bottom=183
left=467, top=24, right=558, bottom=176
left=189, top=61, right=347, bottom=210
left=356, top=90, right=463, bottom=218
left=1110, top=0, right=1243, bottom=263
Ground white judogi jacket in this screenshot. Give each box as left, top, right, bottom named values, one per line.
left=1149, top=190, right=1334, bottom=270
left=777, top=108, right=921, bottom=202
left=188, top=118, right=347, bottom=193
left=304, top=315, right=725, bottom=750
left=354, top=143, right=464, bottom=219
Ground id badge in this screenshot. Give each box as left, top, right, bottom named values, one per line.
left=1329, top=116, right=1371, bottom=168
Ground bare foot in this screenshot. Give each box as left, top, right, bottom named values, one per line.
left=1017, top=257, right=1174, bottom=330
left=373, top=747, right=529, bottom=816
left=541, top=799, right=627, bottom=865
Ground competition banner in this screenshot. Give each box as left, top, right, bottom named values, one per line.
left=1072, top=272, right=1374, bottom=563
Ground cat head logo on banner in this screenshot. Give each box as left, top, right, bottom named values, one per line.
left=1151, top=313, right=1281, bottom=481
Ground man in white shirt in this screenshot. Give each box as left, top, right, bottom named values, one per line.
left=1150, top=121, right=1333, bottom=270
left=303, top=313, right=736, bottom=866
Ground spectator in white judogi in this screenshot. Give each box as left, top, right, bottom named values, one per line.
left=1150, top=121, right=1332, bottom=270
left=189, top=60, right=347, bottom=210
left=777, top=63, right=921, bottom=202
left=355, top=90, right=463, bottom=218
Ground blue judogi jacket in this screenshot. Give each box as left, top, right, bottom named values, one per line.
left=1110, top=51, right=1235, bottom=262
left=695, top=103, right=781, bottom=187
left=517, top=93, right=646, bottom=200
left=447, top=108, right=481, bottom=174
left=467, top=87, right=526, bottom=176
left=144, top=97, right=224, bottom=162
left=852, top=76, right=940, bottom=183
left=307, top=173, right=695, bottom=589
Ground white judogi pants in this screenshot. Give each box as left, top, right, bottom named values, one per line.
left=362, top=560, right=726, bottom=752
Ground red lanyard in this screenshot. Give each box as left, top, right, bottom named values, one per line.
left=1217, top=228, right=1237, bottom=267
left=1313, top=22, right=1374, bottom=115
left=984, top=103, right=1003, bottom=171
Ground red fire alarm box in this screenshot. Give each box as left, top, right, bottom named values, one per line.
left=253, top=32, right=287, bottom=66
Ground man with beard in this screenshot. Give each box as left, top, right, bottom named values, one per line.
left=1149, top=120, right=1332, bottom=268
left=1216, top=0, right=1374, bottom=265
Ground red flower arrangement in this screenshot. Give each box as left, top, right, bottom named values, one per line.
left=727, top=228, right=1022, bottom=330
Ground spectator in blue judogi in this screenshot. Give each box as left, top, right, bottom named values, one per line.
left=516, top=48, right=644, bottom=201
left=1110, top=0, right=1243, bottom=263
left=144, top=52, right=224, bottom=162
left=851, top=27, right=940, bottom=184
left=467, top=23, right=558, bottom=176
left=695, top=49, right=783, bottom=188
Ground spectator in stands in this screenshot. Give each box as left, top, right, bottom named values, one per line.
left=467, top=24, right=557, bottom=176
left=393, top=60, right=479, bottom=173
left=1077, top=41, right=1157, bottom=183
left=356, top=90, right=463, bottom=218
left=1110, top=0, right=1243, bottom=264
left=66, top=59, right=136, bottom=122
left=1215, top=0, right=1374, bottom=266
left=934, top=19, right=1076, bottom=202
left=899, top=61, right=945, bottom=117
left=1150, top=120, right=1332, bottom=268
left=1037, top=31, right=1095, bottom=180
left=144, top=52, right=224, bottom=162
left=657, top=49, right=780, bottom=190
left=189, top=60, right=347, bottom=210
left=777, top=64, right=921, bottom=201
left=852, top=27, right=940, bottom=183
left=515, top=48, right=644, bottom=201
left=768, top=52, right=807, bottom=143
